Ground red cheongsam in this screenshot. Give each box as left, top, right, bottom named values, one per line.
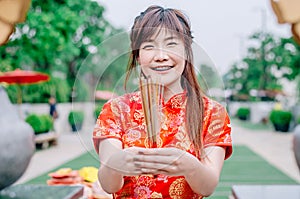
left=93, top=91, right=232, bottom=199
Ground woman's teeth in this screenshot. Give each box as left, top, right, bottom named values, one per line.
left=151, top=66, right=172, bottom=71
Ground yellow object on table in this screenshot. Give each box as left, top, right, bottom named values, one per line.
left=79, top=166, right=98, bottom=183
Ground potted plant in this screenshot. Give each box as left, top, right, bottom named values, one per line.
left=236, top=107, right=250, bottom=121
left=269, top=110, right=292, bottom=132
left=25, top=114, right=57, bottom=149
left=68, top=110, right=84, bottom=132
left=25, top=114, right=53, bottom=134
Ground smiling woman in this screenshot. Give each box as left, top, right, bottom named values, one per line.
left=93, top=5, right=232, bottom=199
left=138, top=30, right=186, bottom=99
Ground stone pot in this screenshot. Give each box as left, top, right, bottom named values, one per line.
left=0, top=86, right=35, bottom=190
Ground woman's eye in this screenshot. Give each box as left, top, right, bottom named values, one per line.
left=167, top=42, right=177, bottom=47
left=142, top=45, right=154, bottom=50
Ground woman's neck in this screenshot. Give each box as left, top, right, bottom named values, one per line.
left=163, top=86, right=184, bottom=102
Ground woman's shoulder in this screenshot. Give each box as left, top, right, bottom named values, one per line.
left=202, top=95, right=227, bottom=112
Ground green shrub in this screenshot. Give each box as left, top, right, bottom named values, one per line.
left=25, top=114, right=41, bottom=133
left=68, top=111, right=84, bottom=126
left=236, top=107, right=250, bottom=120
left=270, top=110, right=292, bottom=125
left=40, top=114, right=54, bottom=131
left=269, top=110, right=292, bottom=132
left=25, top=114, right=53, bottom=134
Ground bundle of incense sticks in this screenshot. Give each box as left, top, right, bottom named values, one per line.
left=139, top=75, right=164, bottom=148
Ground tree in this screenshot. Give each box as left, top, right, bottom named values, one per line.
left=0, top=0, right=128, bottom=102
left=224, top=31, right=300, bottom=101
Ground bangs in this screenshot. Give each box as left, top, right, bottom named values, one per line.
left=131, top=8, right=188, bottom=50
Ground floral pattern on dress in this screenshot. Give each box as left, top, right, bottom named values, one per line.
left=93, top=91, right=232, bottom=199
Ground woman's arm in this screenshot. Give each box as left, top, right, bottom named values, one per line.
left=183, top=146, right=225, bottom=196
left=98, top=138, right=124, bottom=193
left=98, top=138, right=144, bottom=193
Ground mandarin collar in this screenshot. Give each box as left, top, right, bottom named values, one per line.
left=163, top=91, right=187, bottom=110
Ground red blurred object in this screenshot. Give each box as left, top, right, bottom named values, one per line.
left=95, top=90, right=117, bottom=100
left=48, top=171, right=79, bottom=179
left=0, top=68, right=50, bottom=104
left=0, top=68, right=49, bottom=84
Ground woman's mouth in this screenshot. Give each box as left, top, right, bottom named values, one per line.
left=150, top=66, right=173, bottom=71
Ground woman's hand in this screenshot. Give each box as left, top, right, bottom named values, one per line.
left=104, top=147, right=148, bottom=176
left=131, top=147, right=200, bottom=177
left=103, top=144, right=198, bottom=177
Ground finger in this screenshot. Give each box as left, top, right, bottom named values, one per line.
left=134, top=161, right=142, bottom=167
left=123, top=164, right=143, bottom=176
left=156, top=165, right=179, bottom=175
left=140, top=168, right=158, bottom=174
left=135, top=154, right=181, bottom=165
left=137, top=148, right=169, bottom=155
left=156, top=170, right=178, bottom=176
left=135, top=161, right=179, bottom=174
left=138, top=147, right=185, bottom=156
left=124, top=147, right=142, bottom=154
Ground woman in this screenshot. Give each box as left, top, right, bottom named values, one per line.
left=93, top=5, right=232, bottom=199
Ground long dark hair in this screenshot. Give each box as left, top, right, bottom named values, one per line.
left=125, top=5, right=204, bottom=158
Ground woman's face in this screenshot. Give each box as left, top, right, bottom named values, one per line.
left=138, top=29, right=186, bottom=93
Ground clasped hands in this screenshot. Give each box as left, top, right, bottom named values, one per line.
left=105, top=147, right=199, bottom=177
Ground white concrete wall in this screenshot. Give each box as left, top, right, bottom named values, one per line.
left=17, top=102, right=96, bottom=134
left=228, top=101, right=275, bottom=123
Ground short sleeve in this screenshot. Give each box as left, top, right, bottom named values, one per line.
left=92, top=100, right=123, bottom=154
left=203, top=103, right=232, bottom=160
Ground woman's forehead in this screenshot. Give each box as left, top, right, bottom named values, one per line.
left=145, top=27, right=182, bottom=41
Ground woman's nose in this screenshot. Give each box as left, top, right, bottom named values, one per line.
left=154, top=48, right=169, bottom=61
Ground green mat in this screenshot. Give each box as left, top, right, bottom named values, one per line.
left=25, top=145, right=299, bottom=198
left=209, top=145, right=298, bottom=199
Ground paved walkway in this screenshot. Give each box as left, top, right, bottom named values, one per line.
left=15, top=123, right=300, bottom=184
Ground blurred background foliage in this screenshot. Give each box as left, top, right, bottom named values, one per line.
left=0, top=0, right=299, bottom=104
left=224, top=32, right=300, bottom=102
left=0, top=0, right=128, bottom=103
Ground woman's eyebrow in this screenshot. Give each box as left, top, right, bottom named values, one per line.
left=164, top=36, right=178, bottom=41
left=143, top=36, right=178, bottom=43
left=144, top=39, right=154, bottom=42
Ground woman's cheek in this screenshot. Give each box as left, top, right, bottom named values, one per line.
left=139, top=51, right=154, bottom=64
